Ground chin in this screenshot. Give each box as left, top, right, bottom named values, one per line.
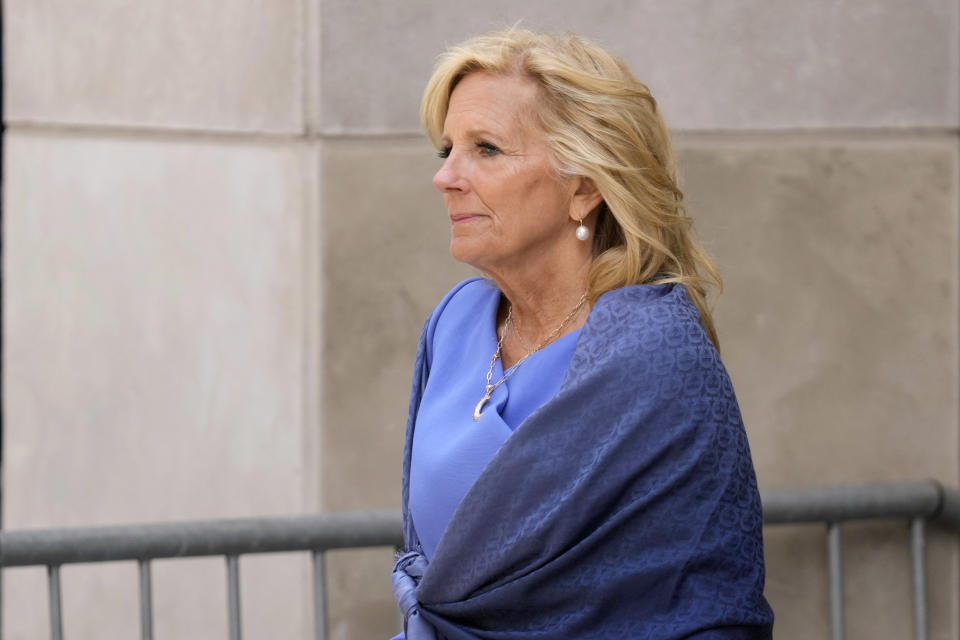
left=449, top=238, right=493, bottom=271
left=449, top=237, right=476, bottom=264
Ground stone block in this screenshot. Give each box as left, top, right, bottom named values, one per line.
left=5, top=0, right=303, bottom=133
left=318, top=133, right=959, bottom=638
left=764, top=524, right=957, bottom=640
left=319, top=0, right=959, bottom=133
left=326, top=548, right=401, bottom=640
left=677, top=135, right=958, bottom=489
left=320, top=136, right=474, bottom=517
left=320, top=137, right=473, bottom=638
left=678, top=134, right=959, bottom=639
left=2, top=130, right=318, bottom=638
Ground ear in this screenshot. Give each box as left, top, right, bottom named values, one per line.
left=570, top=176, right=605, bottom=221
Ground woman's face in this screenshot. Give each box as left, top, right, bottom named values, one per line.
left=433, top=72, right=581, bottom=276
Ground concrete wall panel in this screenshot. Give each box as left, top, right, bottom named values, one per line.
left=320, top=138, right=472, bottom=639
left=5, top=0, right=303, bottom=133
left=2, top=131, right=316, bottom=638
left=4, top=0, right=960, bottom=637
left=326, top=548, right=400, bottom=640
left=320, top=137, right=473, bottom=515
left=680, top=135, right=960, bottom=639
left=677, top=136, right=959, bottom=489
left=764, top=525, right=957, bottom=640
left=317, top=134, right=959, bottom=638
left=320, top=0, right=959, bottom=133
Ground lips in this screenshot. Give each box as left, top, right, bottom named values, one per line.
left=449, top=213, right=485, bottom=224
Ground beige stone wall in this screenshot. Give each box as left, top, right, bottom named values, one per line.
left=3, top=2, right=959, bottom=639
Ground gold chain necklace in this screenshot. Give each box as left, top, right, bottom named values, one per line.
left=473, top=293, right=588, bottom=421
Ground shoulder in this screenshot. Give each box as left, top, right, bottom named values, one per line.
left=422, top=277, right=497, bottom=365
left=429, top=277, right=496, bottom=321
left=586, top=282, right=711, bottom=354
left=568, top=283, right=724, bottom=391
left=565, top=284, right=748, bottom=464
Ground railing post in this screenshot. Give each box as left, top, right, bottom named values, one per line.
left=226, top=555, right=242, bottom=640
left=48, top=564, right=64, bottom=640
left=827, top=522, right=844, bottom=640
left=138, top=559, right=154, bottom=640
left=910, top=518, right=929, bottom=640
left=312, top=551, right=328, bottom=640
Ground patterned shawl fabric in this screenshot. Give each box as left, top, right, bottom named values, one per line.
left=395, top=283, right=774, bottom=639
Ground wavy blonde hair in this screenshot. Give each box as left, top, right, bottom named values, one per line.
left=422, top=28, right=723, bottom=348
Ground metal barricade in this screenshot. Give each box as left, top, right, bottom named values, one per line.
left=2, top=482, right=959, bottom=640
left=0, top=510, right=403, bottom=640
left=761, top=481, right=960, bottom=640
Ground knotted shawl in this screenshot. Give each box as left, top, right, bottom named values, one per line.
left=394, top=283, right=774, bottom=639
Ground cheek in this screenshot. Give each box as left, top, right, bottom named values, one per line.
left=522, top=174, right=572, bottom=217
left=478, top=159, right=570, bottom=223
left=501, top=165, right=551, bottom=202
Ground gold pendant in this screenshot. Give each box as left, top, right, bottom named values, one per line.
left=473, top=385, right=494, bottom=421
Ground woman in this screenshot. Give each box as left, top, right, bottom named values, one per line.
left=392, top=29, right=774, bottom=639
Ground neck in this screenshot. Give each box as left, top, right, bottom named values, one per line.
left=487, top=253, right=593, bottom=369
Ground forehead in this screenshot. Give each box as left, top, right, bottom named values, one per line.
left=443, top=72, right=541, bottom=136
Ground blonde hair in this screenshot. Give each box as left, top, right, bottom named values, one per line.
left=422, top=28, right=723, bottom=349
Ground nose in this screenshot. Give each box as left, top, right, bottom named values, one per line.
left=433, top=153, right=467, bottom=193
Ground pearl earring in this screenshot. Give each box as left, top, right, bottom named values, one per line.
left=575, top=218, right=590, bottom=241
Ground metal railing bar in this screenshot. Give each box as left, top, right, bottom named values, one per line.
left=4, top=483, right=955, bottom=569
left=0, top=482, right=956, bottom=640
left=935, top=485, right=960, bottom=529
left=911, top=518, right=929, bottom=640
left=138, top=559, right=154, bottom=640
left=3, top=484, right=959, bottom=570
left=763, top=482, right=947, bottom=525
left=48, top=564, right=64, bottom=640
left=226, top=555, right=242, bottom=640
left=312, top=550, right=327, bottom=640
left=0, top=510, right=403, bottom=567
left=827, top=522, right=844, bottom=640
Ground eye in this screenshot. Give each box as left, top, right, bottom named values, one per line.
left=437, top=145, right=452, bottom=159
left=476, top=141, right=501, bottom=157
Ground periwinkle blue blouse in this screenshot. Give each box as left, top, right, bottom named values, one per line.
left=408, top=278, right=580, bottom=562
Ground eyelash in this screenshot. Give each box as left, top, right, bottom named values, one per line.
left=476, top=141, right=501, bottom=156
left=437, top=141, right=502, bottom=159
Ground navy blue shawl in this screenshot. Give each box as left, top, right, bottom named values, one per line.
left=395, top=283, right=774, bottom=639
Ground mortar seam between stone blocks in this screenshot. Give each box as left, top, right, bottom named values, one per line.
left=306, top=143, right=323, bottom=515
left=318, top=147, right=326, bottom=512
left=8, top=120, right=960, bottom=147
left=302, top=0, right=322, bottom=137
left=955, top=132, right=960, bottom=495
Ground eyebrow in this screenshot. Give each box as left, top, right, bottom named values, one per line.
left=441, top=128, right=506, bottom=143
left=466, top=128, right=502, bottom=139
